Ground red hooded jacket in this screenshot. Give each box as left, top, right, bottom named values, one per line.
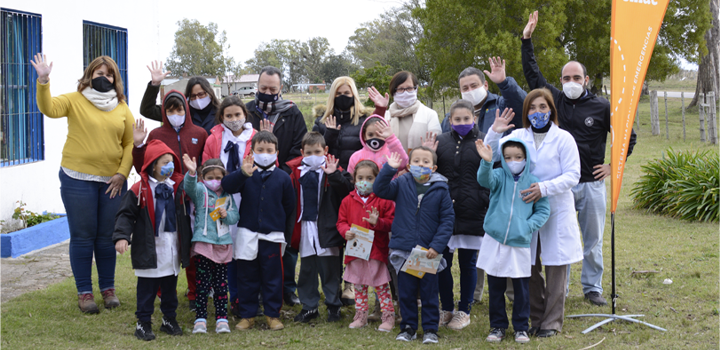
left=337, top=190, right=395, bottom=264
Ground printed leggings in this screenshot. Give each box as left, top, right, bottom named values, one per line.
left=355, top=283, right=394, bottom=313
left=194, top=255, right=228, bottom=322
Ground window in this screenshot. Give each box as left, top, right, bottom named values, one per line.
left=0, top=8, right=44, bottom=167
left=82, top=21, right=128, bottom=101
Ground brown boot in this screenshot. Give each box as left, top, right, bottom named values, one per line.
left=101, top=288, right=120, bottom=309
left=341, top=282, right=355, bottom=306
left=78, top=293, right=99, bottom=314
left=367, top=300, right=381, bottom=322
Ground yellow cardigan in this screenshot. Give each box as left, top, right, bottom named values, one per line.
left=36, top=81, right=134, bottom=178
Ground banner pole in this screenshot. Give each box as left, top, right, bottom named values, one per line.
left=611, top=212, right=616, bottom=315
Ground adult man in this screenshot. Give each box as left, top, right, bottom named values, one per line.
left=521, top=11, right=637, bottom=307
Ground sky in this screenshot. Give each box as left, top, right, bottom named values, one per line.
left=156, top=0, right=404, bottom=69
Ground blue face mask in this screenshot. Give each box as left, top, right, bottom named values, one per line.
left=409, top=165, right=432, bottom=182
left=528, top=111, right=551, bottom=129
left=160, top=161, right=174, bottom=177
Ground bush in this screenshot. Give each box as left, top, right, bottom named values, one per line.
left=631, top=148, right=719, bottom=222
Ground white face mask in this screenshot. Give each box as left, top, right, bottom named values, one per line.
left=394, top=90, right=418, bottom=108
left=224, top=119, right=245, bottom=132
left=562, top=82, right=584, bottom=100
left=167, top=114, right=185, bottom=128
left=302, top=155, right=326, bottom=171
left=253, top=152, right=277, bottom=168
left=507, top=160, right=526, bottom=175
left=189, top=95, right=211, bottom=110
left=461, top=86, right=487, bottom=107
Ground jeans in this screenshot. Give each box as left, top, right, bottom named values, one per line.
left=438, top=248, right=477, bottom=313
left=568, top=180, right=606, bottom=295
left=59, top=170, right=126, bottom=294
left=488, top=275, right=529, bottom=331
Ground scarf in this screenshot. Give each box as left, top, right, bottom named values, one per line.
left=81, top=87, right=119, bottom=112
left=388, top=100, right=421, bottom=119
left=254, top=97, right=295, bottom=123
left=154, top=183, right=176, bottom=235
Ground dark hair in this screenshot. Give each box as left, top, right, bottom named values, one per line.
left=388, top=71, right=418, bottom=95
left=260, top=66, right=283, bottom=82
left=409, top=146, right=438, bottom=166
left=562, top=61, right=588, bottom=78
left=502, top=141, right=526, bottom=158
left=146, top=153, right=174, bottom=175
left=216, top=95, right=249, bottom=125
left=449, top=99, right=474, bottom=119
left=164, top=95, right=185, bottom=112
left=77, top=56, right=126, bottom=103
left=458, top=67, right=486, bottom=83
left=185, top=76, right=219, bottom=109
left=361, top=116, right=384, bottom=140
left=200, top=158, right=227, bottom=178
left=522, top=89, right=560, bottom=128
left=354, top=160, right=379, bottom=179
left=251, top=130, right=278, bottom=150
left=301, top=131, right=326, bottom=149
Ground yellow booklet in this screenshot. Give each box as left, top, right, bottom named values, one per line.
left=209, top=197, right=228, bottom=221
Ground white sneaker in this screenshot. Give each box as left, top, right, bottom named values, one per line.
left=447, top=311, right=471, bottom=330
left=215, top=321, right=231, bottom=333
left=192, top=321, right=207, bottom=334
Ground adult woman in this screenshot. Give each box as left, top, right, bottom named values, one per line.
left=31, top=54, right=134, bottom=313
left=140, top=61, right=220, bottom=134
left=484, top=88, right=582, bottom=337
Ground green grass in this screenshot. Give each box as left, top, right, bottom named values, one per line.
left=2, top=96, right=718, bottom=349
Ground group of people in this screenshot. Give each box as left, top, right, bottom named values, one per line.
left=31, top=11, right=637, bottom=345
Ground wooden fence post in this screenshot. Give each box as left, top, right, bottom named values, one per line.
left=708, top=92, right=717, bottom=144
left=699, top=93, right=706, bottom=142
left=681, top=92, right=686, bottom=142
left=650, top=90, right=660, bottom=135
left=664, top=91, right=669, bottom=140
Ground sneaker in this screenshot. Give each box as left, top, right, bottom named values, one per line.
left=378, top=311, right=395, bottom=332
left=396, top=326, right=417, bottom=342
left=341, top=282, right=355, bottom=306
left=235, top=318, right=254, bottom=330
left=528, top=326, right=540, bottom=337
left=267, top=317, right=284, bottom=330
left=135, top=321, right=155, bottom=341
left=188, top=299, right=196, bottom=312
left=585, top=291, right=608, bottom=306
left=283, top=292, right=300, bottom=306
left=438, top=310, right=453, bottom=327
left=78, top=293, right=99, bottom=314
left=486, top=328, right=506, bottom=342
left=293, top=308, right=319, bottom=323
left=192, top=321, right=207, bottom=334
left=537, top=329, right=558, bottom=338
left=349, top=310, right=368, bottom=329
left=160, top=317, right=183, bottom=335
left=447, top=311, right=470, bottom=330
left=423, top=330, right=439, bottom=344
left=101, top=289, right=120, bottom=309
left=515, top=330, right=530, bottom=343
left=216, top=321, right=231, bottom=334
left=327, top=306, right=342, bottom=322
left=367, top=302, right=382, bottom=322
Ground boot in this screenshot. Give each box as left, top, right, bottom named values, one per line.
left=101, top=288, right=120, bottom=309
left=78, top=293, right=99, bottom=314
left=349, top=310, right=368, bottom=329
left=378, top=311, right=395, bottom=332
left=341, top=282, right=355, bottom=306
left=367, top=300, right=381, bottom=322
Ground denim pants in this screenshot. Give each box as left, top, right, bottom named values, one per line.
left=59, top=170, right=126, bottom=294
left=438, top=248, right=477, bottom=313
left=567, top=180, right=606, bottom=295
left=488, top=275, right=529, bottom=331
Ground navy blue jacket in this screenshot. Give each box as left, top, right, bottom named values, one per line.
left=373, top=163, right=454, bottom=254
left=221, top=168, right=296, bottom=243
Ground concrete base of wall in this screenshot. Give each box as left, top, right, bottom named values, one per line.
left=1, top=217, right=69, bottom=258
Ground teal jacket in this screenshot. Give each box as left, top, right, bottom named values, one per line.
left=184, top=172, right=239, bottom=245
left=476, top=138, right=550, bottom=248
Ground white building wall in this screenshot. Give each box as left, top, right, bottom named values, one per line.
left=0, top=0, right=162, bottom=223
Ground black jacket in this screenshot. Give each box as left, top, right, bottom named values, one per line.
left=436, top=127, right=490, bottom=236
left=312, top=114, right=367, bottom=171
left=112, top=182, right=192, bottom=270
left=139, top=82, right=216, bottom=135
left=247, top=100, right=308, bottom=174
left=522, top=38, right=637, bottom=183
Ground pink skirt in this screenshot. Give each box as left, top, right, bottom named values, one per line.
left=343, top=259, right=391, bottom=287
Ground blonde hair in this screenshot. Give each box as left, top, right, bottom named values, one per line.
left=77, top=56, right=126, bottom=103
left=322, top=76, right=363, bottom=126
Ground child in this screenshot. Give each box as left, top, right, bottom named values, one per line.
left=373, top=147, right=454, bottom=344
left=113, top=140, right=190, bottom=341
left=182, top=156, right=240, bottom=334
left=475, top=138, right=550, bottom=344
left=220, top=131, right=296, bottom=331
left=337, top=160, right=396, bottom=331
left=287, top=132, right=353, bottom=323
left=346, top=114, right=408, bottom=175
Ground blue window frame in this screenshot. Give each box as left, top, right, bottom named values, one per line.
left=0, top=8, right=44, bottom=167
left=82, top=21, right=128, bottom=102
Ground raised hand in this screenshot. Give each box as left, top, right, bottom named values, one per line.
left=182, top=154, right=197, bottom=175
left=324, top=115, right=340, bottom=130
left=241, top=154, right=258, bottom=176
left=147, top=60, right=171, bottom=86
left=523, top=11, right=539, bottom=39
left=491, top=108, right=516, bottom=134
left=475, top=139, right=493, bottom=162
left=375, top=120, right=393, bottom=140
left=362, top=207, right=380, bottom=226
left=368, top=86, right=390, bottom=108
left=30, top=53, right=53, bottom=84
left=420, top=132, right=438, bottom=151
left=483, top=56, right=507, bottom=84
left=260, top=119, right=274, bottom=133
left=133, top=118, right=147, bottom=147
left=386, top=152, right=402, bottom=169
left=323, top=154, right=338, bottom=174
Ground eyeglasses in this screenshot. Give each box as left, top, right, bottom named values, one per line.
left=396, top=86, right=417, bottom=94
left=189, top=90, right=208, bottom=100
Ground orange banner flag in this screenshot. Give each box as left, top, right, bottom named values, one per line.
left=609, top=0, right=669, bottom=213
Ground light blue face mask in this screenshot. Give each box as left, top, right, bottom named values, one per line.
left=409, top=165, right=432, bottom=182
left=160, top=161, right=174, bottom=177
left=528, top=111, right=551, bottom=129
left=355, top=180, right=373, bottom=196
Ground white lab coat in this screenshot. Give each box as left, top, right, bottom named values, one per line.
left=485, top=123, right=583, bottom=266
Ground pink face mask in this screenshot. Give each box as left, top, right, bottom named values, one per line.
left=204, top=179, right=221, bottom=191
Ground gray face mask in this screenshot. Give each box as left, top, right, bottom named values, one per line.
left=223, top=119, right=245, bottom=132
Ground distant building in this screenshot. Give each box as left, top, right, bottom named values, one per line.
left=291, top=83, right=328, bottom=93
left=222, top=74, right=259, bottom=97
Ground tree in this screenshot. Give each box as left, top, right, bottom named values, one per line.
left=320, top=53, right=357, bottom=84
left=299, top=37, right=333, bottom=83
left=165, top=19, right=233, bottom=79
left=689, top=0, right=719, bottom=108
left=351, top=64, right=393, bottom=106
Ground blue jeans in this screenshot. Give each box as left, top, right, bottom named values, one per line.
left=488, top=275, right=529, bottom=331
left=59, top=170, right=126, bottom=294
left=567, top=180, right=606, bottom=295
left=398, top=269, right=439, bottom=333
left=438, top=248, right=477, bottom=313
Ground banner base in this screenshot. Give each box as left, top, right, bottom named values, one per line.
left=566, top=313, right=667, bottom=334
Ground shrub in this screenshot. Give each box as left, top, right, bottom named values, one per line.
left=631, top=148, right=719, bottom=222
left=10, top=201, right=59, bottom=230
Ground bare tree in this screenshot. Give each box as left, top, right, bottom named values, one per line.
left=690, top=0, right=720, bottom=108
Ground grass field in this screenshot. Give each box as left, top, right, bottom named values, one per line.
left=2, top=94, right=718, bottom=349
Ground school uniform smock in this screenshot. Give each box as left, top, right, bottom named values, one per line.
left=135, top=176, right=181, bottom=278
left=297, top=165, right=339, bottom=258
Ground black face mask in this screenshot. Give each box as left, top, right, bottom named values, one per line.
left=366, top=138, right=385, bottom=151
left=257, top=91, right=279, bottom=103
left=91, top=76, right=114, bottom=93
left=334, top=95, right=354, bottom=111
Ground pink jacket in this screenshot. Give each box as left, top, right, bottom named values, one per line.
left=347, top=114, right=409, bottom=175
left=202, top=124, right=255, bottom=162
